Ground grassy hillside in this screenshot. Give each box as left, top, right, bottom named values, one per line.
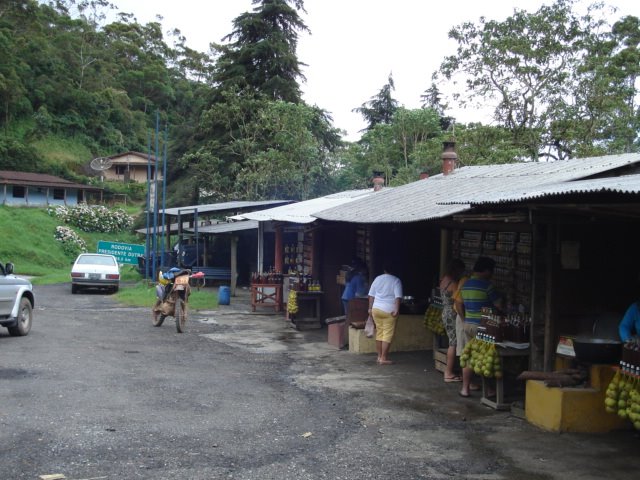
left=0, top=206, right=144, bottom=282
left=0, top=205, right=218, bottom=310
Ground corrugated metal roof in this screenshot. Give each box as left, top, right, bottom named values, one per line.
left=135, top=221, right=192, bottom=235
left=185, top=220, right=258, bottom=234
left=233, top=189, right=375, bottom=224
left=160, top=200, right=292, bottom=216
left=443, top=172, right=640, bottom=205
left=0, top=170, right=102, bottom=190
left=314, top=153, right=640, bottom=224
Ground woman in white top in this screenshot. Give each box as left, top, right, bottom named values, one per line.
left=368, top=264, right=403, bottom=365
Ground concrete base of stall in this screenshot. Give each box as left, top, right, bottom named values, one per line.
left=525, top=364, right=630, bottom=433
left=348, top=314, right=433, bottom=354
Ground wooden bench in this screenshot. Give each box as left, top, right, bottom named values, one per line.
left=190, top=266, right=232, bottom=286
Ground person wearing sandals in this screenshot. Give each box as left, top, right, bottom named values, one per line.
left=368, top=264, right=403, bottom=365
left=439, top=258, right=466, bottom=383
left=455, top=256, right=502, bottom=397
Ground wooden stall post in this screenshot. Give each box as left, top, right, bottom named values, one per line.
left=275, top=225, right=283, bottom=274
left=230, top=235, right=238, bottom=296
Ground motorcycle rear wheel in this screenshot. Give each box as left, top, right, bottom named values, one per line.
left=175, top=298, right=187, bottom=333
left=152, top=299, right=166, bottom=327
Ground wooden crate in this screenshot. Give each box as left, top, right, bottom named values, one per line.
left=434, top=347, right=447, bottom=373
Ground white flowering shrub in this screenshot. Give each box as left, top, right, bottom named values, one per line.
left=48, top=204, right=133, bottom=233
left=54, top=226, right=88, bottom=257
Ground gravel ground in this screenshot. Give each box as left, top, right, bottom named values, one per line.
left=0, top=283, right=637, bottom=480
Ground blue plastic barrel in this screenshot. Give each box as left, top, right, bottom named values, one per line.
left=218, top=285, right=231, bottom=305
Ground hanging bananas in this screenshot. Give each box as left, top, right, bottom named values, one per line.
left=287, top=289, right=299, bottom=315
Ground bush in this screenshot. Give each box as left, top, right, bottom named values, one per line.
left=48, top=204, right=133, bottom=233
left=54, top=225, right=87, bottom=257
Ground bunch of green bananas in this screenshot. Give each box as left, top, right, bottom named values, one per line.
left=424, top=304, right=445, bottom=336
left=604, top=370, right=640, bottom=430
left=460, top=338, right=502, bottom=379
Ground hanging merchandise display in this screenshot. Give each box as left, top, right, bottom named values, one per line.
left=460, top=336, right=502, bottom=379
left=605, top=338, right=640, bottom=430
left=424, top=289, right=445, bottom=336
left=452, top=229, right=532, bottom=314
left=287, top=290, right=299, bottom=316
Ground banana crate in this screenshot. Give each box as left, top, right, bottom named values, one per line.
left=433, top=335, right=448, bottom=373
left=434, top=348, right=447, bottom=373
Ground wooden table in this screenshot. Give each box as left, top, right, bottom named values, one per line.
left=481, top=343, right=530, bottom=410
left=250, top=283, right=283, bottom=312
left=289, top=291, right=323, bottom=330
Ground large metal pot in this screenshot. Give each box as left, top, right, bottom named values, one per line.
left=400, top=298, right=428, bottom=315
left=573, top=336, right=622, bottom=364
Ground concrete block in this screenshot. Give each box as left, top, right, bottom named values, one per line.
left=525, top=365, right=630, bottom=433
left=348, top=314, right=433, bottom=354
left=327, top=320, right=347, bottom=349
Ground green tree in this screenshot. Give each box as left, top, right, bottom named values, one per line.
left=436, top=0, right=640, bottom=160
left=353, top=73, right=399, bottom=131
left=453, top=123, right=529, bottom=167
left=212, top=0, right=309, bottom=103
left=0, top=137, right=41, bottom=171
left=420, top=82, right=454, bottom=131
left=552, top=13, right=640, bottom=157
left=392, top=107, right=442, bottom=169
left=340, top=107, right=445, bottom=187
left=231, top=100, right=335, bottom=200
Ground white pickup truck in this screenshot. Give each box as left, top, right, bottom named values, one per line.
left=0, top=261, right=34, bottom=336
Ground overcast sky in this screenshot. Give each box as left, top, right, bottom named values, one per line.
left=109, top=0, right=640, bottom=141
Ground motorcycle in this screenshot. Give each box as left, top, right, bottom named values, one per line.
left=152, top=268, right=204, bottom=333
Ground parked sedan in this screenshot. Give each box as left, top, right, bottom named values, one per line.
left=71, top=253, right=120, bottom=294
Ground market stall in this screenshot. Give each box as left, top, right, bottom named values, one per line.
left=286, top=275, right=324, bottom=330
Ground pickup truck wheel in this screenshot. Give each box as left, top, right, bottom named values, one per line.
left=8, top=297, right=32, bottom=336
left=71, top=284, right=79, bottom=294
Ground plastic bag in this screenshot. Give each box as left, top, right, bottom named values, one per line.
left=364, top=315, right=375, bottom=338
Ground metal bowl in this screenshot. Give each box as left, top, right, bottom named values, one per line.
left=399, top=299, right=427, bottom=315
left=573, top=337, right=622, bottom=364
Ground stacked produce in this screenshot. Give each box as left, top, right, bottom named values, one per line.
left=604, top=369, right=640, bottom=430
left=287, top=290, right=298, bottom=315
left=459, top=338, right=503, bottom=379
left=424, top=304, right=445, bottom=336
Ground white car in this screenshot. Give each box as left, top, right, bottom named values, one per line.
left=71, top=253, right=120, bottom=294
